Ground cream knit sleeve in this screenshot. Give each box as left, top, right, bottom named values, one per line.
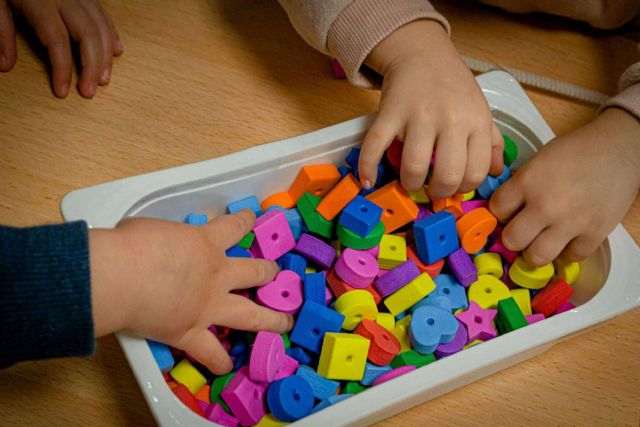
left=278, top=0, right=450, bottom=87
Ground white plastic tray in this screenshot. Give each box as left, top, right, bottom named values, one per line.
left=61, top=71, right=640, bottom=426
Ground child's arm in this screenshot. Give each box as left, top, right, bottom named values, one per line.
left=279, top=0, right=503, bottom=196
left=0, top=0, right=123, bottom=98
left=0, top=211, right=293, bottom=375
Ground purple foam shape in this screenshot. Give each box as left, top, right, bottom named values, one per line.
left=554, top=300, right=576, bottom=314
left=501, top=264, right=517, bottom=289
left=197, top=400, right=210, bottom=414
left=294, top=233, right=337, bottom=269
left=461, top=200, right=488, bottom=214
left=372, top=365, right=416, bottom=386
left=206, top=403, right=239, bottom=427
left=526, top=313, right=546, bottom=324
left=220, top=366, right=266, bottom=426
left=373, top=259, right=421, bottom=297
left=434, top=320, right=468, bottom=358
left=325, top=285, right=333, bottom=306
left=274, top=354, right=300, bottom=381
left=335, top=248, right=379, bottom=288
left=416, top=206, right=433, bottom=222
left=447, top=248, right=477, bottom=287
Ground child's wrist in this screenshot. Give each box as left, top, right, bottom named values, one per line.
left=365, top=19, right=452, bottom=77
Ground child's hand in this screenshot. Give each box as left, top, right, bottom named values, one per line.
left=0, top=0, right=123, bottom=98
left=89, top=209, right=294, bottom=375
left=361, top=20, right=503, bottom=196
left=490, top=108, right=640, bottom=266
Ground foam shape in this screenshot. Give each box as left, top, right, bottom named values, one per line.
left=290, top=301, right=344, bottom=354
left=185, top=212, right=208, bottom=226
left=334, top=289, right=378, bottom=330
left=317, top=333, right=370, bottom=381
left=374, top=259, right=420, bottom=297
left=477, top=165, right=510, bottom=199
left=413, top=211, right=460, bottom=264
left=169, top=359, right=206, bottom=395
left=339, top=195, right=383, bottom=237
left=205, top=403, right=239, bottom=427
left=288, top=164, right=341, bottom=203
left=227, top=195, right=262, bottom=217
left=303, top=272, right=327, bottom=305
left=532, top=278, right=574, bottom=316
left=495, top=297, right=528, bottom=334
left=406, top=245, right=444, bottom=279
left=372, top=365, right=416, bottom=386
left=296, top=365, right=340, bottom=400
left=467, top=274, right=511, bottom=309
left=384, top=273, right=436, bottom=316
left=250, top=209, right=296, bottom=260
left=433, top=274, right=469, bottom=311
left=377, top=234, right=407, bottom=270
left=354, top=319, right=401, bottom=366
left=147, top=339, right=174, bottom=373
left=366, top=181, right=419, bottom=233
left=261, top=191, right=295, bottom=210
left=509, top=256, right=555, bottom=289
left=448, top=248, right=478, bottom=287
left=455, top=208, right=497, bottom=254
left=317, top=174, right=361, bottom=221
left=456, top=301, right=498, bottom=342
left=249, top=331, right=286, bottom=383
left=220, top=367, right=267, bottom=426
left=172, top=384, right=205, bottom=416
left=409, top=306, right=459, bottom=354
left=266, top=375, right=314, bottom=422
left=256, top=270, right=304, bottom=315
left=335, top=248, right=379, bottom=288
left=473, top=252, right=503, bottom=278
left=294, top=233, right=337, bottom=269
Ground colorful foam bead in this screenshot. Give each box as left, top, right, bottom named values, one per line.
left=249, top=331, right=286, bottom=383
left=206, top=403, right=239, bottom=427
left=412, top=294, right=453, bottom=313
left=338, top=195, right=384, bottom=238
left=274, top=354, right=300, bottom=381
left=250, top=209, right=296, bottom=261
left=553, top=258, right=581, bottom=285
left=316, top=174, right=361, bottom=221
left=390, top=349, right=436, bottom=369
left=290, top=301, right=345, bottom=354
left=311, top=394, right=353, bottom=414
left=185, top=212, right=208, bottom=226
left=280, top=252, right=307, bottom=279
left=456, top=208, right=497, bottom=254
left=303, top=272, right=327, bottom=305
left=495, top=297, right=528, bottom=334
left=228, top=195, right=262, bottom=217
left=448, top=248, right=478, bottom=287
left=255, top=413, right=289, bottom=427
left=430, top=192, right=464, bottom=219
left=366, top=181, right=419, bottom=233
left=334, top=289, right=378, bottom=330
left=409, top=306, right=459, bottom=354
left=354, top=319, right=401, bottom=366
left=384, top=273, right=436, bottom=316
left=461, top=200, right=488, bottom=215
left=266, top=375, right=314, bottom=422
left=286, top=347, right=314, bottom=366
left=210, top=372, right=235, bottom=412
left=170, top=359, right=206, bottom=395
left=361, top=362, right=393, bottom=386
left=434, top=319, right=468, bottom=359
left=377, top=234, right=407, bottom=269
left=509, top=256, right=555, bottom=289
left=297, top=193, right=335, bottom=239
left=510, top=288, right=532, bottom=316
left=296, top=365, right=340, bottom=400
left=406, top=245, right=444, bottom=278
left=467, top=274, right=511, bottom=309
left=294, top=233, right=337, bottom=270
left=288, top=164, right=341, bottom=203
left=372, top=365, right=416, bottom=386
left=326, top=269, right=382, bottom=304
left=502, top=134, right=518, bottom=166
left=531, top=279, right=574, bottom=317
left=409, top=186, right=430, bottom=204
left=456, top=301, right=498, bottom=342
left=317, top=333, right=370, bottom=381
left=256, top=270, right=304, bottom=315
left=555, top=300, right=576, bottom=314
left=413, top=211, right=460, bottom=264
left=221, top=367, right=267, bottom=426
left=195, top=384, right=211, bottom=404
left=261, top=191, right=295, bottom=211
left=488, top=235, right=518, bottom=264
left=526, top=313, right=546, bottom=324
left=226, top=244, right=251, bottom=258
left=374, top=259, right=420, bottom=297
left=147, top=339, right=175, bottom=373
left=477, top=165, right=511, bottom=199
left=345, top=381, right=367, bottom=394
left=433, top=274, right=468, bottom=311
left=335, top=248, right=379, bottom=288
left=238, top=231, right=256, bottom=249
left=337, top=220, right=384, bottom=250
left=385, top=139, right=403, bottom=174
left=345, top=147, right=385, bottom=186
left=376, top=312, right=396, bottom=331
left=172, top=384, right=205, bottom=417
left=473, top=252, right=503, bottom=277
left=391, top=324, right=411, bottom=353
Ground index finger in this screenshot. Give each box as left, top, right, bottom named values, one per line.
left=223, top=257, right=280, bottom=290
left=205, top=209, right=256, bottom=249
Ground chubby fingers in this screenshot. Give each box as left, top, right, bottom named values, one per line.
left=224, top=257, right=280, bottom=290
left=359, top=109, right=401, bottom=189
left=429, top=128, right=467, bottom=198
left=458, top=127, right=492, bottom=194
left=400, top=120, right=436, bottom=192
left=0, top=0, right=16, bottom=72
left=178, top=329, right=233, bottom=375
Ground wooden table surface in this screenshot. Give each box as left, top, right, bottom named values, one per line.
left=1, top=0, right=638, bottom=425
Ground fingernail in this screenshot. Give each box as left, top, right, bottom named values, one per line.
left=115, top=40, right=124, bottom=52
left=0, top=54, right=6, bottom=69
left=85, top=82, right=96, bottom=98
left=363, top=179, right=372, bottom=190
left=101, top=68, right=111, bottom=84
left=61, top=83, right=69, bottom=97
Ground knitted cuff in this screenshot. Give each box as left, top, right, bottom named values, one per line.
left=327, top=0, right=450, bottom=88
left=0, top=221, right=94, bottom=367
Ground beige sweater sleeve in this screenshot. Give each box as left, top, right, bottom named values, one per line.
left=278, top=0, right=450, bottom=87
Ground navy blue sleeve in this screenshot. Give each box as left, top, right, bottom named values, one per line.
left=0, top=221, right=95, bottom=367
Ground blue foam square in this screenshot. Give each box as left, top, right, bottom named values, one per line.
left=147, top=339, right=174, bottom=373
left=290, top=302, right=344, bottom=354
left=296, top=365, right=340, bottom=400
left=281, top=253, right=307, bottom=278
left=304, top=272, right=326, bottom=305
left=477, top=165, right=511, bottom=199
left=227, top=195, right=262, bottom=217
left=413, top=210, right=460, bottom=264
left=185, top=212, right=208, bottom=226
left=339, top=195, right=383, bottom=237
left=225, top=245, right=251, bottom=258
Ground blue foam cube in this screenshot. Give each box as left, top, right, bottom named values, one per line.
left=296, top=365, right=340, bottom=400
left=290, top=302, right=344, bottom=354
left=477, top=165, right=511, bottom=199
left=434, top=274, right=468, bottom=311
left=413, top=211, right=460, bottom=264
left=227, top=195, right=262, bottom=217
left=338, top=165, right=352, bottom=178
left=304, top=272, right=326, bottom=305
left=412, top=294, right=452, bottom=313
left=147, top=339, right=174, bottom=373
left=185, top=212, right=208, bottom=226
left=339, top=195, right=383, bottom=238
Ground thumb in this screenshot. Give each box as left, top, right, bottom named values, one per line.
left=0, top=0, right=16, bottom=72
